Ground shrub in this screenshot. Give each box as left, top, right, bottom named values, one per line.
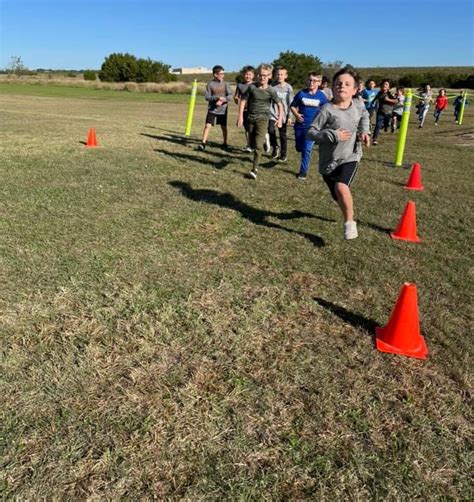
left=83, top=70, right=96, bottom=81
left=98, top=53, right=176, bottom=83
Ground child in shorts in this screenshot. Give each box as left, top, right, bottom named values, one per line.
left=306, top=68, right=370, bottom=240
left=197, top=65, right=233, bottom=151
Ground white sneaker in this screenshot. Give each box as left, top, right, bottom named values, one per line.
left=244, top=146, right=253, bottom=152
left=264, top=133, right=270, bottom=153
left=343, top=221, right=358, bottom=240
left=249, top=170, right=257, bottom=179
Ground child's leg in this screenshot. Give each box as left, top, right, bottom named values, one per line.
left=335, top=183, right=354, bottom=222
left=201, top=123, right=212, bottom=144
left=221, top=126, right=228, bottom=145
left=383, top=113, right=391, bottom=132
left=420, top=106, right=429, bottom=127
left=279, top=123, right=288, bottom=158
left=252, top=118, right=268, bottom=173
left=268, top=120, right=278, bottom=152
left=299, top=138, right=314, bottom=177
left=373, top=113, right=384, bottom=141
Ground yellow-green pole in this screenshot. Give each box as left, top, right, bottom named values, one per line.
left=394, top=88, right=412, bottom=167
left=185, top=79, right=198, bottom=136
left=458, top=90, right=467, bottom=126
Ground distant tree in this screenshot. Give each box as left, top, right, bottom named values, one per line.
left=98, top=53, right=176, bottom=83
left=271, top=50, right=322, bottom=88
left=99, top=53, right=138, bottom=82
left=7, top=56, right=28, bottom=76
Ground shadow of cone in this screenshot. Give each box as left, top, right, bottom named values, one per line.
left=404, top=162, right=424, bottom=190
left=391, top=201, right=421, bottom=243
left=376, top=283, right=428, bottom=359
left=86, top=128, right=98, bottom=148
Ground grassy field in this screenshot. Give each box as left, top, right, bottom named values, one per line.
left=1, top=84, right=473, bottom=499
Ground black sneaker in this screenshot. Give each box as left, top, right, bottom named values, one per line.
left=221, top=143, right=230, bottom=150
left=279, top=156, right=287, bottom=163
left=197, top=143, right=206, bottom=151
left=271, top=146, right=280, bottom=159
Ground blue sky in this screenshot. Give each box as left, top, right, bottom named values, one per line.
left=1, top=0, right=473, bottom=71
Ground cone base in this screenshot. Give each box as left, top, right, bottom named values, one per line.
left=404, top=186, right=424, bottom=191
left=375, top=327, right=428, bottom=359
left=390, top=232, right=421, bottom=243
left=86, top=144, right=99, bottom=148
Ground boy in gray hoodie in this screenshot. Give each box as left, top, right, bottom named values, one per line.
left=306, top=68, right=370, bottom=240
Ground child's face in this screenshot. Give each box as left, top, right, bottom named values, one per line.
left=382, top=81, right=390, bottom=92
left=368, top=80, right=375, bottom=89
left=243, top=71, right=254, bottom=83
left=276, top=69, right=287, bottom=84
left=307, top=75, right=321, bottom=90
left=397, top=89, right=404, bottom=96
left=214, top=70, right=225, bottom=82
left=439, top=89, right=445, bottom=96
left=257, top=69, right=271, bottom=85
left=333, top=74, right=357, bottom=100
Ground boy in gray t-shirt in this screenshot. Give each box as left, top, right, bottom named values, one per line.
left=268, top=66, right=294, bottom=161
left=306, top=68, right=370, bottom=240
left=233, top=66, right=255, bottom=152
left=197, top=65, right=233, bottom=151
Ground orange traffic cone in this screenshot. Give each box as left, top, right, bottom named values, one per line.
left=86, top=128, right=98, bottom=148
left=404, top=162, right=424, bottom=191
left=390, top=201, right=421, bottom=243
left=376, top=283, right=428, bottom=359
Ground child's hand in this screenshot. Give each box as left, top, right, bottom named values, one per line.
left=277, top=120, right=283, bottom=129
left=237, top=117, right=243, bottom=128
left=296, top=113, right=304, bottom=123
left=337, top=128, right=352, bottom=141
left=216, top=98, right=225, bottom=106
left=360, top=133, right=371, bottom=147
left=287, top=118, right=292, bottom=126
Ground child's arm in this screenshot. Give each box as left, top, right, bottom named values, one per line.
left=277, top=101, right=284, bottom=128
left=287, top=85, right=294, bottom=125
left=237, top=98, right=247, bottom=127
left=233, top=86, right=241, bottom=105
left=357, top=107, right=371, bottom=147
left=306, top=108, right=343, bottom=144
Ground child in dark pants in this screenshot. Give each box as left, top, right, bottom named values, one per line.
left=306, top=68, right=370, bottom=240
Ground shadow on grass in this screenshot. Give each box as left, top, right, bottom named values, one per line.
left=314, top=297, right=376, bottom=339
left=155, top=148, right=230, bottom=170
left=141, top=132, right=188, bottom=146
left=359, top=220, right=392, bottom=234
left=169, top=181, right=325, bottom=247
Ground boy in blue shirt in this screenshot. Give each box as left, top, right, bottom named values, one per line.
left=290, top=73, right=328, bottom=180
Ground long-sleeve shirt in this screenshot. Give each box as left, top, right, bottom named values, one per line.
left=306, top=101, right=370, bottom=175
left=205, top=79, right=233, bottom=115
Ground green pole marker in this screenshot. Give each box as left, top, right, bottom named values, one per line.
left=458, top=90, right=467, bottom=126
left=394, top=88, right=412, bottom=167
left=185, top=79, right=198, bottom=136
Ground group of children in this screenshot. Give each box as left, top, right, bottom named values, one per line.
left=196, top=64, right=370, bottom=240
left=194, top=64, right=466, bottom=240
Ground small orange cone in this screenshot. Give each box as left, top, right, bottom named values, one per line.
left=404, top=162, right=424, bottom=191
left=390, top=201, right=421, bottom=243
left=376, top=283, right=428, bottom=359
left=86, top=127, right=98, bottom=148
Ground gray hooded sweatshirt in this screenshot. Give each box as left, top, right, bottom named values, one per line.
left=306, top=101, right=370, bottom=175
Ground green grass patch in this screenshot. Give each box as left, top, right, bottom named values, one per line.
left=1, top=90, right=473, bottom=499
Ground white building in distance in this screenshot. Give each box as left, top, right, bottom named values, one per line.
left=171, top=66, right=212, bottom=75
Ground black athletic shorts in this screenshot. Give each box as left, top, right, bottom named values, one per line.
left=205, top=111, right=227, bottom=127
left=322, top=161, right=359, bottom=201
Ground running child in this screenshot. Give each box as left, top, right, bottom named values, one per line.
left=290, top=73, right=328, bottom=180
left=268, top=66, right=294, bottom=161
left=306, top=68, right=370, bottom=240
left=237, top=64, right=283, bottom=179
left=391, top=87, right=405, bottom=132
left=417, top=83, right=433, bottom=128
left=197, top=65, right=233, bottom=151
left=234, top=66, right=255, bottom=151
left=361, top=79, right=378, bottom=128
left=372, top=79, right=397, bottom=145
left=433, top=88, right=448, bottom=125
left=453, top=91, right=466, bottom=123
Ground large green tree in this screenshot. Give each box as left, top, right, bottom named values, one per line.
left=98, top=53, right=176, bottom=83
left=272, top=50, right=322, bottom=88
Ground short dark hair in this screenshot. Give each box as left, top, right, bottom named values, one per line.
left=380, top=79, right=391, bottom=87
left=212, top=65, right=224, bottom=74
left=333, top=68, right=361, bottom=87
left=242, top=65, right=255, bottom=74
left=321, top=76, right=330, bottom=85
